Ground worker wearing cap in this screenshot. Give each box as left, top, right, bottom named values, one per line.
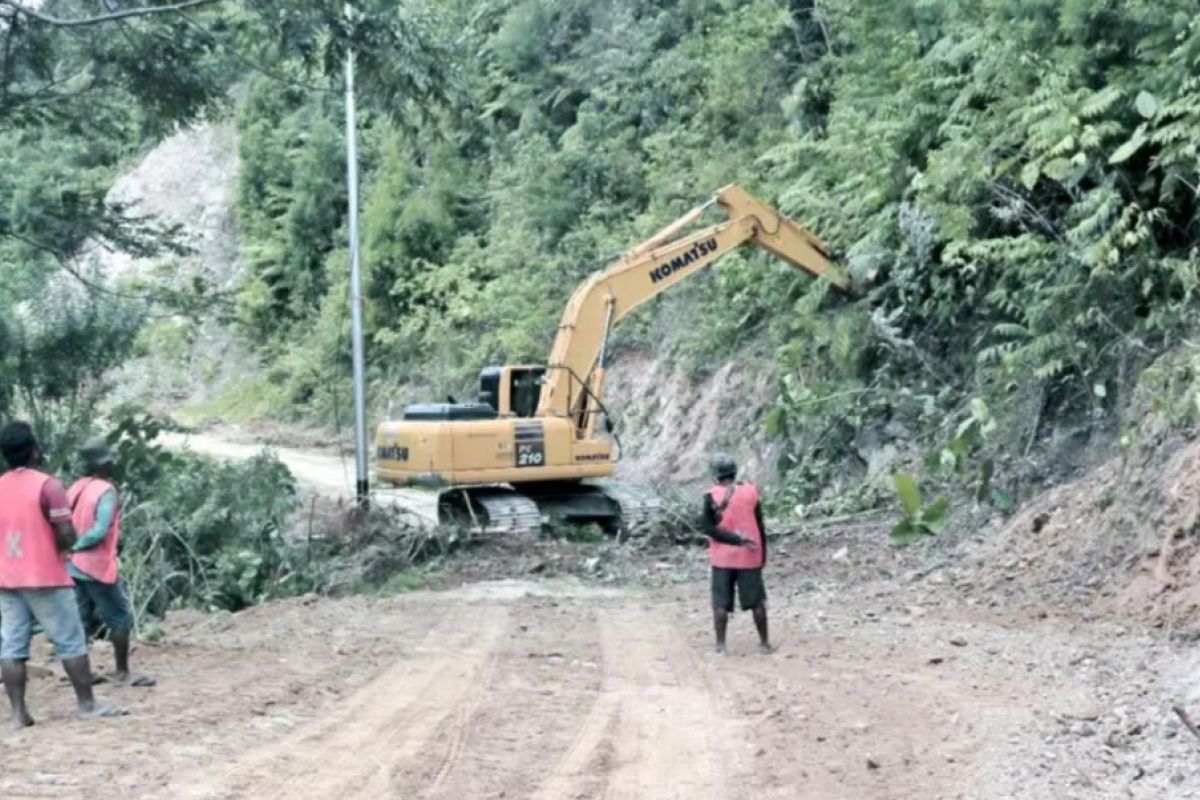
left=67, top=438, right=154, bottom=687
left=702, top=452, right=770, bottom=655
left=0, top=421, right=124, bottom=728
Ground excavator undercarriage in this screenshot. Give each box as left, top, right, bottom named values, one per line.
left=436, top=480, right=664, bottom=536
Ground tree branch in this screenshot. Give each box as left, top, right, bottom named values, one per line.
left=0, top=0, right=222, bottom=28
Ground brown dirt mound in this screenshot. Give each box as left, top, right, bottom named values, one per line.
left=957, top=434, right=1200, bottom=634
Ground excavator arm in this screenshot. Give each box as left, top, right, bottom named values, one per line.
left=536, top=184, right=848, bottom=434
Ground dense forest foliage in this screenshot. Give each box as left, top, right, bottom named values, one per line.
left=227, top=0, right=1200, bottom=511
left=0, top=1, right=432, bottom=615
left=4, top=0, right=1200, bottom=523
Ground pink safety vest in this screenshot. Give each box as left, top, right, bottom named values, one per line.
left=0, top=468, right=74, bottom=589
left=708, top=481, right=764, bottom=570
left=68, top=477, right=121, bottom=584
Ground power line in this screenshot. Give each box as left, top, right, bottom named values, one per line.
left=0, top=0, right=222, bottom=28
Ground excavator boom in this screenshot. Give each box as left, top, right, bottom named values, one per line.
left=536, top=184, right=847, bottom=421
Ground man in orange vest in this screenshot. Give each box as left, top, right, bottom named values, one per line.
left=69, top=439, right=154, bottom=687
left=0, top=421, right=124, bottom=728
left=703, top=452, right=770, bottom=655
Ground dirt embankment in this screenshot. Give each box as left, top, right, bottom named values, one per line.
left=931, top=432, right=1200, bottom=637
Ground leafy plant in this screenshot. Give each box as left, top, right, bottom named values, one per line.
left=889, top=472, right=950, bottom=546
left=929, top=397, right=1014, bottom=514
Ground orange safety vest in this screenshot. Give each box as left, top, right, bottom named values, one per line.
left=68, top=477, right=121, bottom=584
left=0, top=468, right=74, bottom=589
left=707, top=481, right=763, bottom=570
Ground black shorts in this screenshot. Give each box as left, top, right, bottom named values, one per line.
left=711, top=567, right=766, bottom=612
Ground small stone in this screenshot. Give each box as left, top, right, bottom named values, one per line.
left=1071, top=722, right=1097, bottom=737
left=1060, top=709, right=1101, bottom=722
left=866, top=757, right=880, bottom=770
left=949, top=637, right=968, bottom=647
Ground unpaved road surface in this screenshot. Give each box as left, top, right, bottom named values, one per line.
left=4, top=579, right=1196, bottom=799
left=4, top=432, right=1197, bottom=799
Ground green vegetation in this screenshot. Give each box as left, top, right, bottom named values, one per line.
left=104, top=409, right=323, bottom=616
left=0, top=2, right=455, bottom=618
left=227, top=0, right=1200, bottom=520
left=888, top=472, right=949, bottom=546
left=6, top=0, right=1200, bottom=553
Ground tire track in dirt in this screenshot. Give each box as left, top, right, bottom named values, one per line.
left=392, top=625, right=503, bottom=799
left=421, top=665, right=496, bottom=796
left=601, top=603, right=737, bottom=800
left=522, top=601, right=744, bottom=800
left=399, top=599, right=607, bottom=800
left=170, top=602, right=510, bottom=800
left=530, top=693, right=620, bottom=800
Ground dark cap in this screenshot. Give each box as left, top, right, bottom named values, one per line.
left=710, top=452, right=737, bottom=481
left=79, top=438, right=115, bottom=471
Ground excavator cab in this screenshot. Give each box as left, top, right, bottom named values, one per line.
left=476, top=365, right=546, bottom=418
left=376, top=363, right=588, bottom=493
left=398, top=365, right=547, bottom=423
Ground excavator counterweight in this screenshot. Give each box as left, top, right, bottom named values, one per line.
left=374, top=185, right=847, bottom=533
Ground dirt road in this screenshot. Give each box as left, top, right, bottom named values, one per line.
left=4, top=575, right=1193, bottom=799
left=159, top=430, right=441, bottom=524
left=2, top=433, right=1196, bottom=799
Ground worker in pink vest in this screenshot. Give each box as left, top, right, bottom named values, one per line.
left=69, top=438, right=154, bottom=687
left=702, top=452, right=770, bottom=655
left=0, top=421, right=124, bottom=729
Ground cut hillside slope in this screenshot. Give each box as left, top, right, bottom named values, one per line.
left=605, top=348, right=782, bottom=489
left=99, top=122, right=239, bottom=286
left=97, top=121, right=257, bottom=413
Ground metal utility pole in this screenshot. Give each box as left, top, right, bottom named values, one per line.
left=344, top=45, right=369, bottom=510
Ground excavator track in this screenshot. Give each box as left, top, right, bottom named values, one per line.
left=594, top=481, right=667, bottom=537
left=436, top=481, right=665, bottom=538
left=443, top=487, right=544, bottom=535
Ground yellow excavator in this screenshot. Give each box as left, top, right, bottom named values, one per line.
left=374, top=185, right=848, bottom=532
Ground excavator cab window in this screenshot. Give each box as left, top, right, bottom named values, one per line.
left=478, top=367, right=501, bottom=411
left=509, top=367, right=545, bottom=418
